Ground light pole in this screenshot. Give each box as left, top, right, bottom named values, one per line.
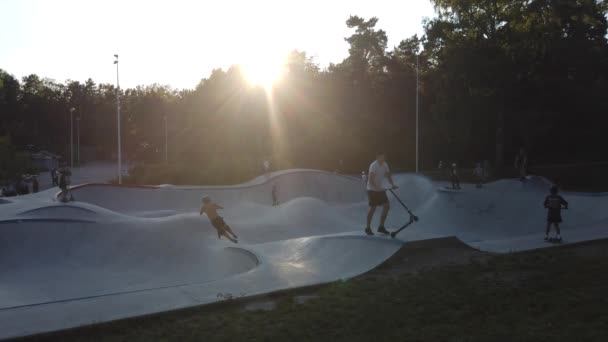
left=76, top=116, right=81, bottom=166
left=114, top=54, right=122, bottom=184
left=415, top=54, right=419, bottom=173
left=164, top=115, right=168, bottom=164
left=69, top=107, right=75, bottom=169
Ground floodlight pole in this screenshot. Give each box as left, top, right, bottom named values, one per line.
left=69, top=107, right=75, bottom=169
left=114, top=54, right=122, bottom=184
left=164, top=115, right=168, bottom=163
left=415, top=54, right=419, bottom=173
left=76, top=116, right=81, bottom=166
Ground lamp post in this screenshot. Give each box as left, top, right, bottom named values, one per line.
left=76, top=116, right=81, bottom=166
left=69, top=107, right=75, bottom=169
left=164, top=115, right=168, bottom=164
left=415, top=54, right=419, bottom=173
left=114, top=54, right=122, bottom=184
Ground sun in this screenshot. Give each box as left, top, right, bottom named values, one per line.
left=241, top=53, right=286, bottom=90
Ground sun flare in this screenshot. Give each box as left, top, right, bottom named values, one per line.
left=241, top=53, right=286, bottom=90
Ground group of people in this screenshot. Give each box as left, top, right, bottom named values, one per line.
left=1, top=175, right=40, bottom=197
left=5, top=150, right=558, bottom=245
left=438, top=160, right=492, bottom=190
left=440, top=150, right=528, bottom=190
left=368, top=152, right=566, bottom=241
left=1, top=167, right=73, bottom=198
left=195, top=150, right=565, bottom=244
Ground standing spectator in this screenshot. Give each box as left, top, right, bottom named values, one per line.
left=451, top=163, right=461, bottom=190
left=271, top=184, right=279, bottom=206
left=32, top=177, right=39, bottom=193
left=51, top=168, right=58, bottom=187
left=483, top=160, right=491, bottom=181
left=65, top=167, right=73, bottom=184
left=58, top=169, right=72, bottom=202
left=17, top=177, right=29, bottom=195
left=263, top=159, right=270, bottom=177
left=514, top=148, right=528, bottom=181
left=473, top=162, right=484, bottom=188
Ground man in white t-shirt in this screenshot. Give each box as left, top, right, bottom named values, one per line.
left=366, top=152, right=398, bottom=235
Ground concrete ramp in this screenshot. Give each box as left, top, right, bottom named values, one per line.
left=1, top=169, right=607, bottom=339
left=0, top=220, right=259, bottom=310
left=69, top=170, right=365, bottom=215
left=388, top=174, right=608, bottom=251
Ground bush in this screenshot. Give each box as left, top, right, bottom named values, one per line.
left=0, top=136, right=34, bottom=183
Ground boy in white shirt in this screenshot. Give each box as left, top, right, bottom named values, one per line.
left=365, top=152, right=398, bottom=235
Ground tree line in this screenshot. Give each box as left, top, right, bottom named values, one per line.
left=1, top=0, right=607, bottom=184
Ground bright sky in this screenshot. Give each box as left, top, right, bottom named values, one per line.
left=0, top=0, right=435, bottom=89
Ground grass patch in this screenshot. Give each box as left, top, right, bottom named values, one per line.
left=15, top=241, right=608, bottom=342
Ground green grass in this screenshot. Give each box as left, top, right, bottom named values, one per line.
left=17, top=242, right=608, bottom=342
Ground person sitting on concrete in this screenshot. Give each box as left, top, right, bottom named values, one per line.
left=2, top=183, right=17, bottom=197
left=200, top=196, right=238, bottom=243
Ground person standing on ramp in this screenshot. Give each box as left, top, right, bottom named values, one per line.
left=544, top=186, right=568, bottom=242
left=58, top=169, right=73, bottom=202
left=271, top=184, right=279, bottom=206
left=515, top=148, right=528, bottom=181
left=365, top=152, right=398, bottom=235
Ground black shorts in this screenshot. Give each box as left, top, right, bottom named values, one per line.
left=211, top=216, right=227, bottom=229
left=547, top=209, right=562, bottom=223
left=368, top=190, right=388, bottom=207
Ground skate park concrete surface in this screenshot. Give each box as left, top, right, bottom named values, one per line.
left=1, top=169, right=607, bottom=339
